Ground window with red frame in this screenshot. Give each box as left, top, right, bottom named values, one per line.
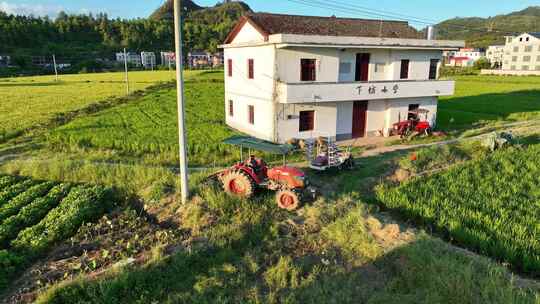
left=227, top=59, right=233, bottom=77
left=248, top=59, right=254, bottom=79
left=248, top=105, right=255, bottom=125
left=299, top=110, right=315, bottom=132
left=228, top=100, right=234, bottom=117
left=301, top=59, right=316, bottom=81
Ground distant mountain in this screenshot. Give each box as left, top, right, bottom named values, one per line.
left=435, top=6, right=540, bottom=48
left=150, top=0, right=251, bottom=21
left=150, top=0, right=252, bottom=52
left=149, top=0, right=203, bottom=20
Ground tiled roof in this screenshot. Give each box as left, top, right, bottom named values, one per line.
left=245, top=13, right=422, bottom=39
left=528, top=32, right=540, bottom=39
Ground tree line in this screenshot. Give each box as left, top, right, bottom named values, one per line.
left=0, top=1, right=249, bottom=74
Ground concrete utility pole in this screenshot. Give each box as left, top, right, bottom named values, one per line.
left=123, top=48, right=130, bottom=95
left=52, top=54, right=58, bottom=82
left=174, top=0, right=189, bottom=203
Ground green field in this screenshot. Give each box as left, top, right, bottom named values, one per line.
left=439, top=76, right=540, bottom=130
left=47, top=71, right=238, bottom=166
left=377, top=144, right=540, bottom=275
left=0, top=71, right=176, bottom=142
left=0, top=175, right=114, bottom=292
left=1, top=72, right=540, bottom=302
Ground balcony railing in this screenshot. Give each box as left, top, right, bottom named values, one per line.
left=276, top=79, right=455, bottom=104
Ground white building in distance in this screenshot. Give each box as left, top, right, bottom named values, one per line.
left=486, top=45, right=505, bottom=69
left=503, top=33, right=540, bottom=72
left=160, top=51, right=176, bottom=66
left=141, top=52, right=157, bottom=68
left=116, top=52, right=142, bottom=67
left=444, top=48, right=485, bottom=67
left=221, top=13, right=464, bottom=143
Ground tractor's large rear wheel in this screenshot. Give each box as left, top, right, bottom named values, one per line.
left=276, top=190, right=301, bottom=211
left=222, top=170, right=255, bottom=198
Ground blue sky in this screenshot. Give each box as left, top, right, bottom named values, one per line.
left=0, top=0, right=538, bottom=27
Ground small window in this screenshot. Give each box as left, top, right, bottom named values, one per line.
left=429, top=59, right=439, bottom=80
left=228, top=100, right=234, bottom=117
left=248, top=59, right=254, bottom=79
left=248, top=105, right=254, bottom=125
left=525, top=46, right=533, bottom=52
left=512, top=56, right=518, bottom=62
left=301, top=59, right=316, bottom=81
left=536, top=66, right=540, bottom=71
left=374, top=63, right=385, bottom=73
left=299, top=110, right=315, bottom=132
left=227, top=59, right=233, bottom=77
left=400, top=59, right=410, bottom=79
left=523, top=56, right=531, bottom=62
left=519, top=38, right=523, bottom=42
left=526, top=37, right=530, bottom=42
left=537, top=55, right=540, bottom=62
left=522, top=65, right=529, bottom=71
left=513, top=46, right=519, bottom=52
left=510, top=65, right=516, bottom=70
left=339, top=62, right=351, bottom=74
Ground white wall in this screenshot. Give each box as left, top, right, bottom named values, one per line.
left=276, top=47, right=442, bottom=83
left=224, top=44, right=277, bottom=141
left=276, top=47, right=340, bottom=83
left=276, top=103, right=337, bottom=142
left=336, top=102, right=353, bottom=136
left=232, top=22, right=266, bottom=44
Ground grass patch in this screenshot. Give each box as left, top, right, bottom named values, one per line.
left=47, top=72, right=240, bottom=166
left=0, top=71, right=177, bottom=142
left=439, top=75, right=540, bottom=131
left=377, top=144, right=540, bottom=275
left=35, top=189, right=538, bottom=303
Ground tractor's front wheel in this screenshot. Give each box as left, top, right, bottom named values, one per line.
left=276, top=190, right=301, bottom=211
left=222, top=171, right=255, bottom=198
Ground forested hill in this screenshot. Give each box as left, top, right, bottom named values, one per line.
left=0, top=0, right=251, bottom=61
left=435, top=6, right=540, bottom=48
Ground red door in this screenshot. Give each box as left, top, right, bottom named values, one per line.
left=352, top=101, right=368, bottom=138
left=355, top=53, right=370, bottom=82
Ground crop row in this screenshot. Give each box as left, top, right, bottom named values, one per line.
left=376, top=145, right=540, bottom=275
left=0, top=179, right=38, bottom=206
left=0, top=175, right=20, bottom=189
left=0, top=184, right=114, bottom=292
left=0, top=181, right=56, bottom=223
left=0, top=183, right=72, bottom=248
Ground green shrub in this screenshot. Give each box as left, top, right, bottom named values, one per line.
left=11, top=185, right=115, bottom=257
left=0, top=181, right=56, bottom=223
left=0, top=179, right=37, bottom=206
left=0, top=250, right=24, bottom=290
left=0, top=175, right=19, bottom=189
left=0, top=183, right=72, bottom=248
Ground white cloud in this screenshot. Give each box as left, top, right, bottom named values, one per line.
left=0, top=1, right=65, bottom=17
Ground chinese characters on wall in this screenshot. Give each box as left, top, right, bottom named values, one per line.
left=357, top=84, right=399, bottom=95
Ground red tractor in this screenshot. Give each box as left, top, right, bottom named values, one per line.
left=208, top=136, right=316, bottom=211
left=393, top=108, right=432, bottom=138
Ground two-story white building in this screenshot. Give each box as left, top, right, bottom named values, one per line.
left=221, top=13, right=464, bottom=143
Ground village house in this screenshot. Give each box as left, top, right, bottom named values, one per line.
left=481, top=33, right=540, bottom=76
left=220, top=13, right=464, bottom=143
left=141, top=52, right=157, bottom=69
left=443, top=48, right=485, bottom=67
left=115, top=52, right=142, bottom=67
left=486, top=45, right=505, bottom=69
